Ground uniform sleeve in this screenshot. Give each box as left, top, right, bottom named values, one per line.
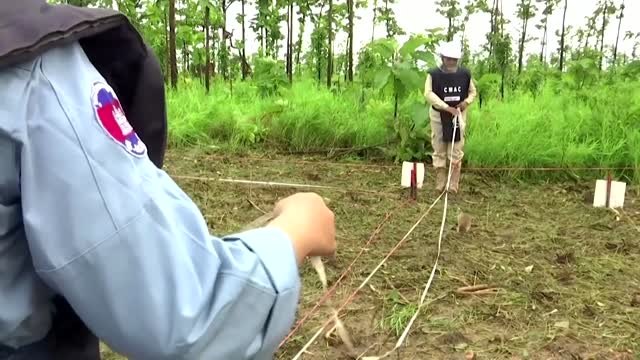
left=16, top=42, right=300, bottom=360
left=463, top=77, right=477, bottom=105
left=423, top=73, right=449, bottom=110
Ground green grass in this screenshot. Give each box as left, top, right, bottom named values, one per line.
left=101, top=151, right=640, bottom=359
left=164, top=75, right=640, bottom=183
left=166, top=77, right=390, bottom=151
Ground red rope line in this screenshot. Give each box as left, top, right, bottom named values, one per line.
left=281, top=195, right=443, bottom=354
left=277, top=202, right=406, bottom=348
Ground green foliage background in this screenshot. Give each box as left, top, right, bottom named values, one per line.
left=52, top=0, right=640, bottom=182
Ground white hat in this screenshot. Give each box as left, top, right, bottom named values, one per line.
left=438, top=41, right=462, bottom=59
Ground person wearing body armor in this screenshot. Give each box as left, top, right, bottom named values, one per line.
left=0, top=1, right=336, bottom=359
left=424, top=41, right=477, bottom=193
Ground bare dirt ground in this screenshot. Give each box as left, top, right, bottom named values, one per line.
left=102, top=148, right=639, bottom=360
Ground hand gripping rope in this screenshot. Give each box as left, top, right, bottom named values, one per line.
left=241, top=211, right=358, bottom=356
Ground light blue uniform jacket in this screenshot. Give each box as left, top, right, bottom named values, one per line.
left=0, top=41, right=301, bottom=359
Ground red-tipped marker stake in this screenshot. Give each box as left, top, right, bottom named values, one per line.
left=413, top=162, right=419, bottom=200
left=409, top=169, right=416, bottom=200
left=605, top=171, right=612, bottom=208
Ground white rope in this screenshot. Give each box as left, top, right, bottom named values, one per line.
left=308, top=257, right=357, bottom=354
left=290, top=112, right=462, bottom=359
left=361, top=113, right=460, bottom=359
left=291, top=191, right=445, bottom=360
left=243, top=214, right=355, bottom=358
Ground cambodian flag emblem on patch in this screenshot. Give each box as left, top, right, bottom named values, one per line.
left=91, top=81, right=147, bottom=157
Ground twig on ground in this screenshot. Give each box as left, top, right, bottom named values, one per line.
left=368, top=284, right=382, bottom=296
left=246, top=198, right=266, bottom=214
left=448, top=274, right=472, bottom=287
left=455, top=284, right=504, bottom=296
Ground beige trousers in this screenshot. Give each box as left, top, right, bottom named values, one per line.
left=429, top=107, right=467, bottom=168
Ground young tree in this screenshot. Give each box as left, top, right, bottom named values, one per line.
left=558, top=0, right=568, bottom=71
left=535, top=0, right=560, bottom=63
left=286, top=0, right=294, bottom=82
left=169, top=0, right=178, bottom=88
left=516, top=0, right=538, bottom=74
left=204, top=4, right=211, bottom=92
left=347, top=0, right=355, bottom=81
left=238, top=0, right=248, bottom=79
left=436, top=0, right=463, bottom=42
left=612, top=0, right=625, bottom=64
left=326, top=0, right=333, bottom=88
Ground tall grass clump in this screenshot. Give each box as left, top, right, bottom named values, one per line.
left=165, top=77, right=389, bottom=152
left=465, top=70, right=640, bottom=181
left=261, top=78, right=390, bottom=151
left=164, top=67, right=640, bottom=182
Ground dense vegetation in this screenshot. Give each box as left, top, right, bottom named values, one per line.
left=55, top=0, right=639, bottom=181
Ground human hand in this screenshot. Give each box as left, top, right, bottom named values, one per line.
left=446, top=106, right=461, bottom=117
left=457, top=101, right=469, bottom=112
left=267, top=193, right=336, bottom=264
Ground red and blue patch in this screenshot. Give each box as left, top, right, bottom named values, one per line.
left=91, top=81, right=147, bottom=157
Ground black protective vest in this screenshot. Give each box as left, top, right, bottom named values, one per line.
left=428, top=66, right=471, bottom=108
left=0, top=1, right=168, bottom=359
left=428, top=66, right=471, bottom=143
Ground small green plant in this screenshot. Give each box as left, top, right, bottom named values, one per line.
left=253, top=57, right=289, bottom=97
left=377, top=289, right=418, bottom=337
left=368, top=30, right=446, bottom=162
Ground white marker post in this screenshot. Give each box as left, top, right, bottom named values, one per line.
left=401, top=161, right=425, bottom=200
left=593, top=172, right=627, bottom=209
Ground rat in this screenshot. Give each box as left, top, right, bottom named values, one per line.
left=457, top=211, right=472, bottom=233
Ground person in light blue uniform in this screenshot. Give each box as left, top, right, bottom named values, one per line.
left=0, top=40, right=336, bottom=360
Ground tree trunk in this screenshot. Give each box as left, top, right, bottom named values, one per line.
left=241, top=0, right=247, bottom=79
left=182, top=41, right=188, bottom=74
left=613, top=0, right=625, bottom=64
left=559, top=0, right=568, bottom=71
left=204, top=6, right=210, bottom=93
left=347, top=0, right=354, bottom=82
left=286, top=1, right=294, bottom=83
left=539, top=17, right=548, bottom=62
left=518, top=6, right=529, bottom=74
left=317, top=39, right=322, bottom=83
left=384, top=0, right=390, bottom=37
left=599, top=0, right=608, bottom=70
left=488, top=0, right=498, bottom=57
left=164, top=6, right=169, bottom=83
left=326, top=0, right=333, bottom=89
left=221, top=0, right=229, bottom=80
left=371, top=0, right=377, bottom=42
left=500, top=0, right=504, bottom=34
left=295, top=12, right=306, bottom=75
left=169, top=0, right=177, bottom=89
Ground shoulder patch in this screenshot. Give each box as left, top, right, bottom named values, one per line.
left=91, top=81, right=147, bottom=157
